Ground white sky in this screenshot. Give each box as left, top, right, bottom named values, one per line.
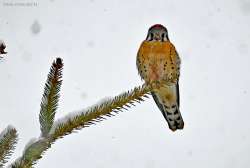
left=0, top=0, right=250, bottom=167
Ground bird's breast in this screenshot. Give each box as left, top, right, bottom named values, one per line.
left=137, top=41, right=179, bottom=83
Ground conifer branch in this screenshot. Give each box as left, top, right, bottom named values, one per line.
left=39, top=58, right=63, bottom=137
left=10, top=58, right=155, bottom=167
left=11, top=84, right=152, bottom=167
left=0, top=126, right=18, bottom=167
left=10, top=139, right=51, bottom=168
left=50, top=84, right=151, bottom=141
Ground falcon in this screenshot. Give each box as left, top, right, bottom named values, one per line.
left=137, top=24, right=184, bottom=131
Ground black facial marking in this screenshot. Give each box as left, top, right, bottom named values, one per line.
left=161, top=33, right=165, bottom=42
left=149, top=33, right=154, bottom=41
left=166, top=34, right=169, bottom=41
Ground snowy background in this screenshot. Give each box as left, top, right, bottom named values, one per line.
left=0, top=0, right=250, bottom=167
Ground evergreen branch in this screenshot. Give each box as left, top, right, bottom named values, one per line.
left=10, top=57, right=155, bottom=167
left=50, top=84, right=152, bottom=141
left=11, top=85, right=152, bottom=167
left=9, top=161, right=30, bottom=168
left=10, top=139, right=51, bottom=168
left=0, top=126, right=18, bottom=167
left=39, top=58, right=63, bottom=137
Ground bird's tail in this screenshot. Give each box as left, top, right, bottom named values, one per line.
left=151, top=83, right=184, bottom=131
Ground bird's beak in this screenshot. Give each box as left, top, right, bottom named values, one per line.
left=155, top=33, right=161, bottom=40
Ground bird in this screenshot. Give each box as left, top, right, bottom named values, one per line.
left=136, top=24, right=184, bottom=131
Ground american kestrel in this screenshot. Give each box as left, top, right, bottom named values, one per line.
left=137, top=24, right=184, bottom=131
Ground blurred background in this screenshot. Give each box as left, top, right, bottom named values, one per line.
left=0, top=0, right=250, bottom=167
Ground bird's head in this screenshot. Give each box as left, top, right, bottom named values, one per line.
left=146, top=24, right=169, bottom=42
